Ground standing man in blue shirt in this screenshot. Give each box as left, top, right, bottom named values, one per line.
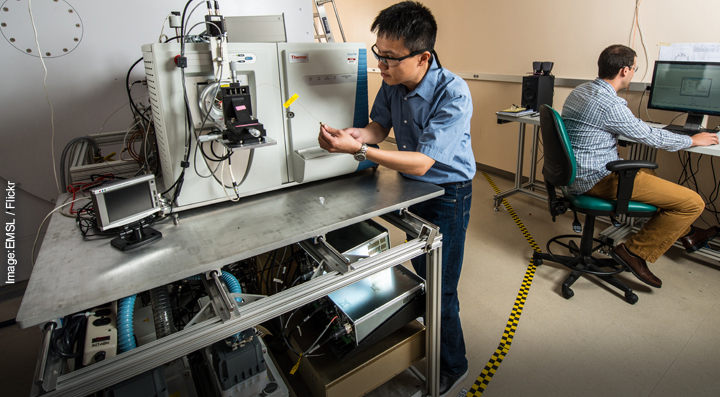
left=318, top=2, right=473, bottom=395
left=563, top=44, right=719, bottom=289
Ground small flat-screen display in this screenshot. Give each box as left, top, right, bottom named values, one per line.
left=104, top=182, right=154, bottom=224
left=91, top=174, right=160, bottom=231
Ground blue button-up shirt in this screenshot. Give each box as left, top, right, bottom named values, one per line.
left=562, top=78, right=692, bottom=194
left=370, top=60, right=476, bottom=184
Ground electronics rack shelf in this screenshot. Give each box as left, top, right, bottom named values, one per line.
left=19, top=168, right=446, bottom=397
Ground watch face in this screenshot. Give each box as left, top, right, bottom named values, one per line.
left=354, top=144, right=367, bottom=161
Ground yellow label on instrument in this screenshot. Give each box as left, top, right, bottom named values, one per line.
left=283, top=93, right=299, bottom=108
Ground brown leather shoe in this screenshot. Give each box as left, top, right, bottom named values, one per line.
left=610, top=243, right=662, bottom=288
left=680, top=226, right=720, bottom=253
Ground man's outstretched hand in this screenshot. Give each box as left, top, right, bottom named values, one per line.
left=318, top=125, right=363, bottom=154
left=691, top=132, right=720, bottom=147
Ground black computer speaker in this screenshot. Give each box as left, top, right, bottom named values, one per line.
left=532, top=61, right=542, bottom=74
left=521, top=75, right=555, bottom=112
left=541, top=62, right=554, bottom=75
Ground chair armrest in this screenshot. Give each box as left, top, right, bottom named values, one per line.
left=606, top=160, right=658, bottom=214
left=544, top=181, right=568, bottom=221
left=606, top=160, right=658, bottom=172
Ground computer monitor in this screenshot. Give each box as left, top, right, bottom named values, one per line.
left=647, top=60, right=720, bottom=132
left=91, top=174, right=161, bottom=231
left=91, top=174, right=163, bottom=251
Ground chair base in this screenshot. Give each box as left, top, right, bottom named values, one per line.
left=533, top=237, right=639, bottom=305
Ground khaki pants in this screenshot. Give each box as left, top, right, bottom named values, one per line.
left=584, top=169, right=704, bottom=263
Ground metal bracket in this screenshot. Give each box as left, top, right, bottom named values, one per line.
left=202, top=270, right=240, bottom=322
left=312, top=261, right=326, bottom=279
left=184, top=292, right=266, bottom=328
left=229, top=293, right=266, bottom=306
left=418, top=224, right=438, bottom=253
left=185, top=299, right=217, bottom=328
left=299, top=236, right=352, bottom=274
left=34, top=321, right=63, bottom=393
left=380, top=209, right=441, bottom=252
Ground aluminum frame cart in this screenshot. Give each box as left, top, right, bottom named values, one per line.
left=494, top=114, right=547, bottom=209
left=17, top=168, right=446, bottom=397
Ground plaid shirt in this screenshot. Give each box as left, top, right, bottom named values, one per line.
left=562, top=78, right=692, bottom=194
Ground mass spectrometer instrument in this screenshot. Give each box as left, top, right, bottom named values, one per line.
left=142, top=19, right=372, bottom=210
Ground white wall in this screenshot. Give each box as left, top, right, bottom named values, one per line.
left=333, top=0, right=720, bottom=228
left=0, top=0, right=313, bottom=283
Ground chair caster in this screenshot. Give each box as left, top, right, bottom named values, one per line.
left=625, top=292, right=638, bottom=305
left=562, top=287, right=574, bottom=299
left=533, top=258, right=543, bottom=266
left=493, top=206, right=499, bottom=211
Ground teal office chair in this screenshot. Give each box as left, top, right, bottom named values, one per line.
left=532, top=105, right=658, bottom=304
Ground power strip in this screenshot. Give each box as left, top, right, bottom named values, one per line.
left=83, top=301, right=118, bottom=366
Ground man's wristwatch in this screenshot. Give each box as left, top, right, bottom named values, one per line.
left=353, top=143, right=368, bottom=162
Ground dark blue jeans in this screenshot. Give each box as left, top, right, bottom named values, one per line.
left=408, top=180, right=472, bottom=378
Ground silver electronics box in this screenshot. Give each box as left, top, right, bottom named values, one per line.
left=325, top=219, right=390, bottom=263
left=327, top=265, right=424, bottom=345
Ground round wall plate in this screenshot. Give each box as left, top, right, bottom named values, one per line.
left=1, top=0, right=83, bottom=58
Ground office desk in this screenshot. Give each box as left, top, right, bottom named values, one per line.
left=600, top=127, right=720, bottom=261
left=494, top=114, right=546, bottom=209
left=495, top=113, right=720, bottom=261
left=19, top=168, right=446, bottom=397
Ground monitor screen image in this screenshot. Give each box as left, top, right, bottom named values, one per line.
left=104, top=182, right=155, bottom=225
left=648, top=61, right=720, bottom=117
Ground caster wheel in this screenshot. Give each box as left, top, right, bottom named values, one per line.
left=493, top=207, right=499, bottom=212
left=562, top=288, right=574, bottom=299
left=533, top=258, right=543, bottom=266
left=625, top=293, right=638, bottom=305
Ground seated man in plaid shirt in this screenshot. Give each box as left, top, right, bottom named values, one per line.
left=562, top=44, right=720, bottom=288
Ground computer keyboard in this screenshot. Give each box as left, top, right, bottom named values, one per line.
left=663, top=125, right=713, bottom=136
left=664, top=127, right=699, bottom=136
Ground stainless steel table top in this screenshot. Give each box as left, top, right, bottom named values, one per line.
left=17, top=168, right=443, bottom=328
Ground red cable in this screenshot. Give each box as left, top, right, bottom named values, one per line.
left=66, top=174, right=115, bottom=214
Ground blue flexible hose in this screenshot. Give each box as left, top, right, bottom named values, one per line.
left=117, top=295, right=137, bottom=353
left=221, top=271, right=242, bottom=296
left=187, top=272, right=242, bottom=302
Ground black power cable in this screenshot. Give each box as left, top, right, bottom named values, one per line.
left=667, top=112, right=687, bottom=127
left=676, top=151, right=720, bottom=227
left=50, top=315, right=87, bottom=359
left=164, top=3, right=231, bottom=205
left=126, top=57, right=150, bottom=126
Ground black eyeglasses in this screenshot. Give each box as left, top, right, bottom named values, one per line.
left=371, top=44, right=431, bottom=67
left=624, top=65, right=639, bottom=73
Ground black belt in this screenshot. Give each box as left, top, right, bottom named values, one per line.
left=438, top=180, right=472, bottom=188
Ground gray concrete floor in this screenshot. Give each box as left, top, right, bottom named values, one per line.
left=438, top=174, right=720, bottom=397
left=3, top=172, right=720, bottom=397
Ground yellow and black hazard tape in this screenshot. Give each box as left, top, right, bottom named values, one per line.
left=482, top=173, right=542, bottom=254
left=465, top=173, right=542, bottom=397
